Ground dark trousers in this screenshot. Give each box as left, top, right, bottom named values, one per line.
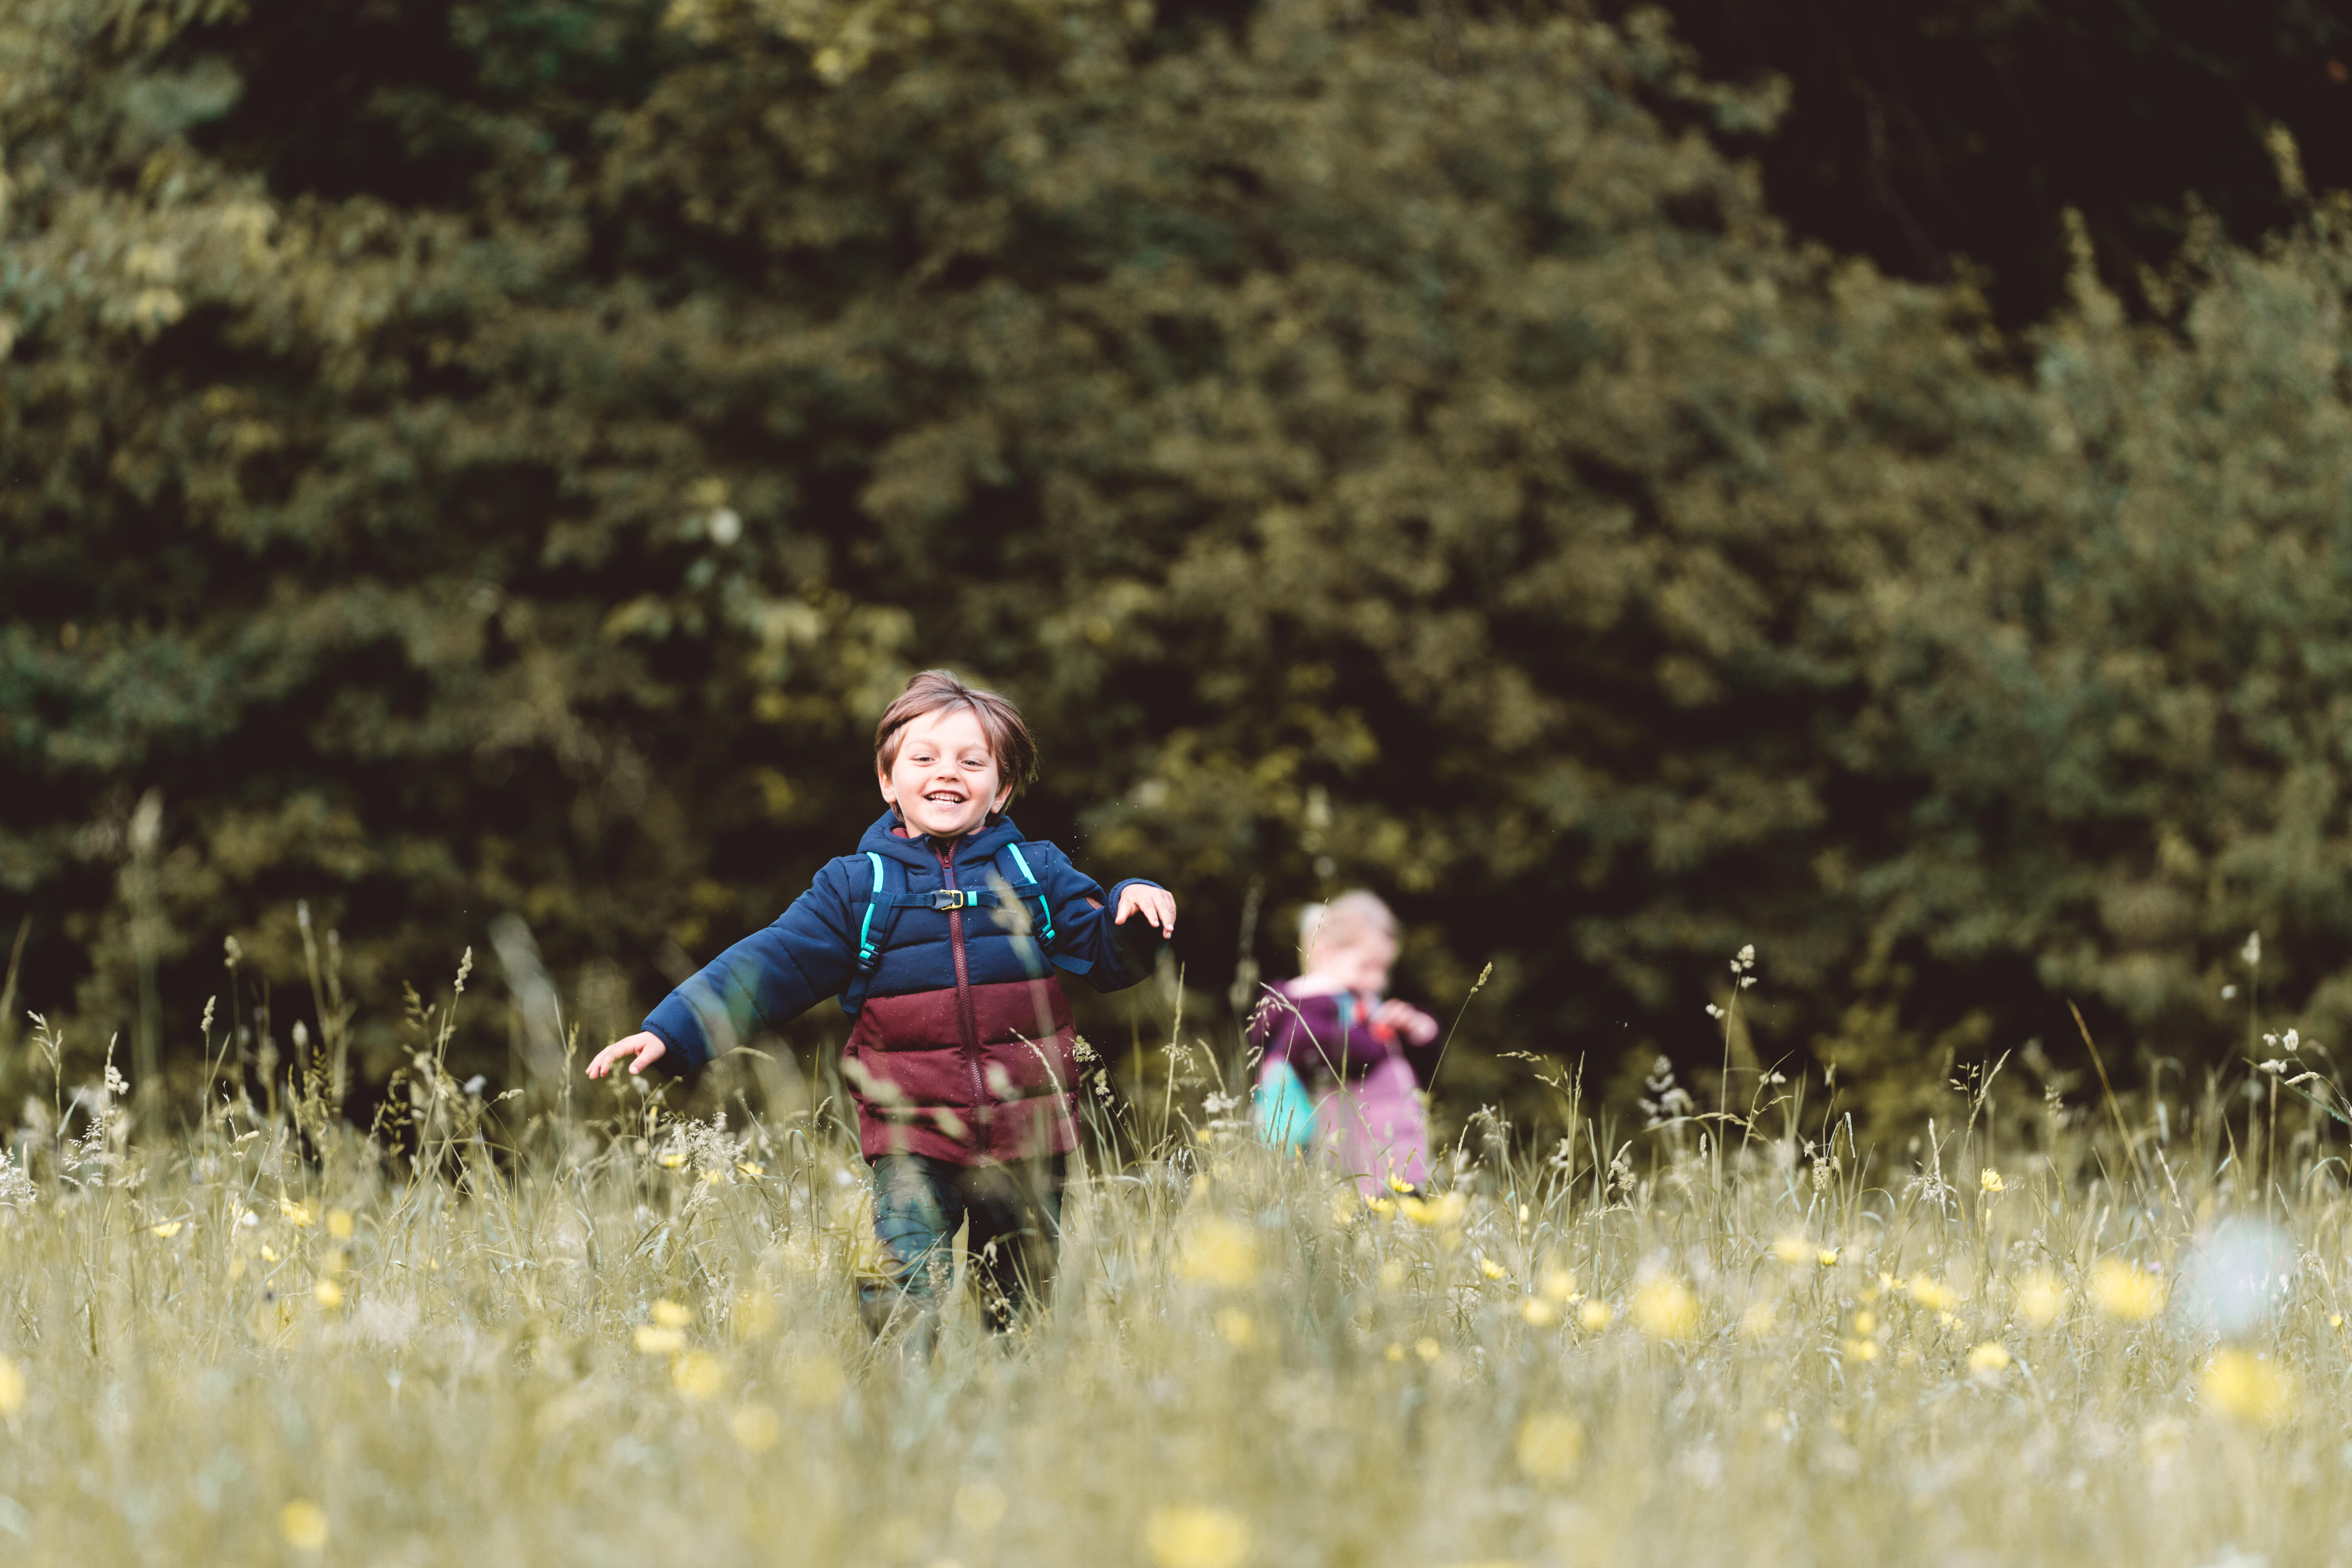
left=861, top=1153, right=1065, bottom=1336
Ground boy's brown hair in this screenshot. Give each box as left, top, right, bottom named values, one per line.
left=874, top=670, right=1038, bottom=796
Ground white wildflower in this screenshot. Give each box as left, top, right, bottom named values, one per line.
left=0, top=1149, right=34, bottom=1210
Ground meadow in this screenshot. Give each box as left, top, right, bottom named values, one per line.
left=0, top=959, right=2342, bottom=1568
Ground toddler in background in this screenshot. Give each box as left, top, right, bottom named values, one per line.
left=1249, top=890, right=1439, bottom=1194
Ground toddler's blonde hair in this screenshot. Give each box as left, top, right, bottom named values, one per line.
left=1298, top=889, right=1399, bottom=970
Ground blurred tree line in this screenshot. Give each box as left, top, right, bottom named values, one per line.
left=1595, top=0, right=2352, bottom=327
left=6, top=0, right=2352, bottom=1132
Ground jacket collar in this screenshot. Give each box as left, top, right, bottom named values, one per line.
left=857, top=809, right=1024, bottom=870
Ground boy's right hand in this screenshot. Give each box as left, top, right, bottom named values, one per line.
left=586, top=1032, right=668, bottom=1078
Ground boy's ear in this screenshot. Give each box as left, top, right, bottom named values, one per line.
left=877, top=760, right=897, bottom=804
left=992, top=784, right=1014, bottom=813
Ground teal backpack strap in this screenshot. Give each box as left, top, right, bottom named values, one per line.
left=1000, top=842, right=1054, bottom=948
left=842, top=852, right=897, bottom=1014
left=855, top=853, right=887, bottom=971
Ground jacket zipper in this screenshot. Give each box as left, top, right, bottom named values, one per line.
left=940, top=844, right=988, bottom=1125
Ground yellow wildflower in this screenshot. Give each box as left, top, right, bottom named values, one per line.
left=2016, top=1270, right=2067, bottom=1328
left=1844, top=1338, right=1880, bottom=1363
left=1578, top=1298, right=1613, bottom=1332
left=1966, top=1342, right=2011, bottom=1379
left=1144, top=1506, right=1250, bottom=1568
left=1477, top=1255, right=1507, bottom=1280
left=1215, top=1309, right=1256, bottom=1347
left=2201, top=1348, right=2293, bottom=1424
left=730, top=1403, right=782, bottom=1452
left=326, top=1209, right=354, bottom=1239
left=280, top=1198, right=314, bottom=1228
left=1540, top=1269, right=1577, bottom=1303
left=151, top=1221, right=183, bottom=1239
left=1399, top=1192, right=1467, bottom=1228
left=1770, top=1233, right=1813, bottom=1266
left=1521, top=1298, right=1559, bottom=1327
left=1176, top=1219, right=1256, bottom=1288
left=1632, top=1277, right=1700, bottom=1339
left=279, top=1500, right=329, bottom=1551
left=313, top=1278, right=344, bottom=1310
left=2092, top=1259, right=2162, bottom=1322
left=1907, top=1276, right=1958, bottom=1314
left=652, top=1298, right=693, bottom=1329
left=633, top=1325, right=687, bottom=1355
left=1979, top=1168, right=2005, bottom=1194
left=671, top=1351, right=723, bottom=1399
left=1514, top=1411, right=1585, bottom=1482
left=0, top=1359, right=25, bottom=1415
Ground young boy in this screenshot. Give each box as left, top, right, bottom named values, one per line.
left=1250, top=891, right=1437, bottom=1194
left=589, top=670, right=1176, bottom=1332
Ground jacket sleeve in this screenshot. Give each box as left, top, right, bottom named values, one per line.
left=1028, top=844, right=1167, bottom=993
left=640, top=861, right=859, bottom=1072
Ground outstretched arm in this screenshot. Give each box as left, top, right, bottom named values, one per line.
left=1027, top=847, right=1174, bottom=991
left=589, top=868, right=858, bottom=1077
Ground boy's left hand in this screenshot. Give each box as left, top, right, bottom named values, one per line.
left=1114, top=884, right=1177, bottom=938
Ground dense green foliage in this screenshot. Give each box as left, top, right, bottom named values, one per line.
left=5, top=0, right=2352, bottom=1126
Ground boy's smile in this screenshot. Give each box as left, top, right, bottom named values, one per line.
left=879, top=706, right=1011, bottom=841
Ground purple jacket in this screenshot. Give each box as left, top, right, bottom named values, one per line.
left=642, top=811, right=1165, bottom=1163
left=1249, top=981, right=1414, bottom=1085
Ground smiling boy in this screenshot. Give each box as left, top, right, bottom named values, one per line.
left=589, top=670, right=1175, bottom=1334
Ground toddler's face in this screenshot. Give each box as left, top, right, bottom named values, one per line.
left=880, top=706, right=1008, bottom=840
left=1310, top=933, right=1396, bottom=995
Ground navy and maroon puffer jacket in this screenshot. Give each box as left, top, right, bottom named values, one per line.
left=640, top=811, right=1165, bottom=1164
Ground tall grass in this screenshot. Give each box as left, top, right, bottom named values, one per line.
left=0, top=974, right=2344, bottom=1567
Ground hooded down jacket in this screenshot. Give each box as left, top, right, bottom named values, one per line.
left=641, top=811, right=1166, bottom=1163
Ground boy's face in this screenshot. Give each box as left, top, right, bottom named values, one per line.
left=878, top=705, right=1010, bottom=840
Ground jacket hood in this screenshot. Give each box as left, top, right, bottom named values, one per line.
left=856, top=809, right=1028, bottom=870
